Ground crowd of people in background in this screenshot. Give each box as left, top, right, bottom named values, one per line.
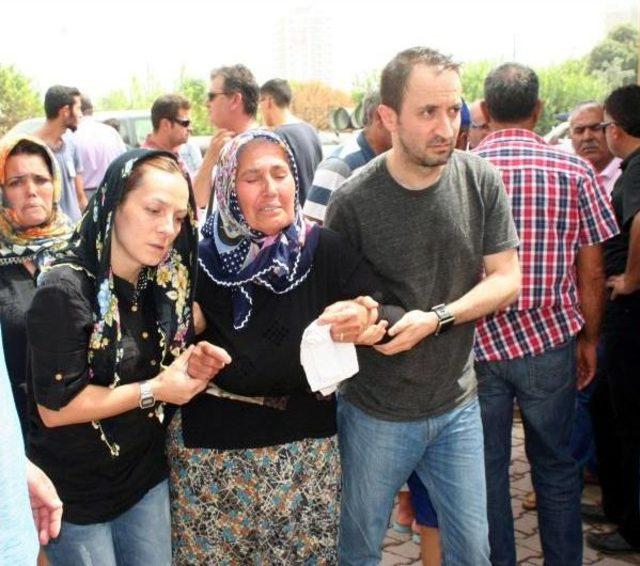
left=1, top=44, right=640, bottom=566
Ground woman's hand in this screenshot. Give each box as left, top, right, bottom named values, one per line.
left=150, top=346, right=210, bottom=405
left=193, top=301, right=207, bottom=335
left=318, top=297, right=377, bottom=342
left=355, top=320, right=388, bottom=346
left=187, top=341, right=232, bottom=381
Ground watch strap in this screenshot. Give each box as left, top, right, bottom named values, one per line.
left=431, top=303, right=455, bottom=335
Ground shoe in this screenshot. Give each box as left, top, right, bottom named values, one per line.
left=586, top=531, right=640, bottom=554
left=522, top=491, right=536, bottom=511
left=581, top=502, right=607, bottom=523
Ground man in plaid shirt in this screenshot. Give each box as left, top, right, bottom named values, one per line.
left=473, top=63, right=619, bottom=565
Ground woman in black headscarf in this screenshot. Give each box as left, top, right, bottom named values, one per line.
left=27, top=149, right=228, bottom=566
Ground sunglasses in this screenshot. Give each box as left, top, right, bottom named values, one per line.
left=207, top=91, right=227, bottom=102
left=173, top=118, right=191, bottom=128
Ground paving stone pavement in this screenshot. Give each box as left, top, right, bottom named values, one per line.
left=381, top=413, right=640, bottom=565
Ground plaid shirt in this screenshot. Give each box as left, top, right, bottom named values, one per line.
left=474, top=129, right=619, bottom=361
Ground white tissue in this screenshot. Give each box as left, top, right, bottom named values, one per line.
left=300, top=320, right=359, bottom=395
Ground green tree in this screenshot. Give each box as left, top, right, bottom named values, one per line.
left=351, top=69, right=381, bottom=104
left=176, top=74, right=211, bottom=136
left=98, top=75, right=164, bottom=112
left=537, top=59, right=608, bottom=133
left=461, top=60, right=495, bottom=103
left=587, top=23, right=638, bottom=85
left=0, top=65, right=42, bottom=135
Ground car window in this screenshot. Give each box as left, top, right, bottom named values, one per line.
left=133, top=118, right=153, bottom=147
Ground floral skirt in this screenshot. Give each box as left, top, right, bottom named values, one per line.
left=167, top=410, right=340, bottom=565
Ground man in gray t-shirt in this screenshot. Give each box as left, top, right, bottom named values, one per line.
left=325, top=47, right=520, bottom=565
left=51, top=134, right=84, bottom=222
left=34, top=85, right=86, bottom=223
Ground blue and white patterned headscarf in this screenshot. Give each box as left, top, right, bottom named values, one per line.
left=199, top=129, right=320, bottom=330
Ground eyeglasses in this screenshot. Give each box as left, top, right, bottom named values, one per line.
left=172, top=118, right=191, bottom=128
left=571, top=122, right=609, bottom=135
left=207, top=91, right=227, bottom=102
left=599, top=121, right=615, bottom=130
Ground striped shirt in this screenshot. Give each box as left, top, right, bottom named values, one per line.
left=474, top=129, right=619, bottom=361
left=302, top=131, right=375, bottom=222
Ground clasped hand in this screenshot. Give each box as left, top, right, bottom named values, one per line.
left=152, top=343, right=232, bottom=405
left=374, top=310, right=438, bottom=355
left=317, top=296, right=387, bottom=345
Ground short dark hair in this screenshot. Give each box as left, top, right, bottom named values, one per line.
left=604, top=84, right=640, bottom=137
left=150, top=94, right=191, bottom=131
left=362, top=90, right=381, bottom=127
left=44, top=85, right=80, bottom=120
left=484, top=63, right=539, bottom=122
left=211, top=64, right=259, bottom=117
left=381, top=47, right=459, bottom=113
left=7, top=139, right=54, bottom=178
left=260, top=79, right=292, bottom=108
left=80, top=95, right=94, bottom=116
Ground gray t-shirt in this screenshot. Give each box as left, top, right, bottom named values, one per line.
left=52, top=134, right=84, bottom=223
left=325, top=150, right=518, bottom=421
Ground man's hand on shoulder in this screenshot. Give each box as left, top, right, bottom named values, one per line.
left=373, top=310, right=437, bottom=355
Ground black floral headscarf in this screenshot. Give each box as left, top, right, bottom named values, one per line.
left=49, top=149, right=198, bottom=456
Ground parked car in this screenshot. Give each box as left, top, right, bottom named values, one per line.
left=7, top=110, right=152, bottom=148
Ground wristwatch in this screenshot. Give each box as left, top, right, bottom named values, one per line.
left=139, top=380, right=156, bottom=409
left=431, top=304, right=455, bottom=336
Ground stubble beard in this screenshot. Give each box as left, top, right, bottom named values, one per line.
left=399, top=134, right=453, bottom=168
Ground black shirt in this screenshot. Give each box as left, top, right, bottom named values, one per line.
left=181, top=229, right=394, bottom=449
left=604, top=147, right=640, bottom=278
left=276, top=122, right=323, bottom=204
left=0, top=263, right=37, bottom=435
left=27, top=266, right=168, bottom=524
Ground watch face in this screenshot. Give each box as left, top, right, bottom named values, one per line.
left=140, top=396, right=155, bottom=409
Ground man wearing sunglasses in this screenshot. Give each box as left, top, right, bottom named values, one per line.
left=586, top=85, right=640, bottom=555
left=193, top=64, right=259, bottom=210
left=142, top=94, right=194, bottom=175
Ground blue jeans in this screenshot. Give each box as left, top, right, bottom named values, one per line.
left=337, top=396, right=489, bottom=566
left=476, top=339, right=582, bottom=566
left=45, top=479, right=171, bottom=566
left=569, top=343, right=603, bottom=475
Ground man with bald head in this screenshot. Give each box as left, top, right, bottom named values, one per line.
left=569, top=102, right=621, bottom=195
left=475, top=63, right=618, bottom=565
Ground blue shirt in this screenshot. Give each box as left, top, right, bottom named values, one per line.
left=302, top=131, right=375, bottom=222
left=0, top=324, right=39, bottom=564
